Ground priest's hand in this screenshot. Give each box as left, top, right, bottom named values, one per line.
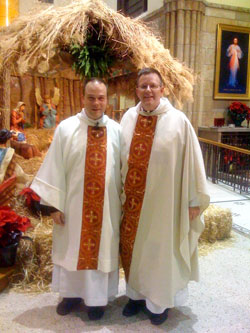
left=51, top=211, right=65, bottom=225
left=189, top=206, right=200, bottom=221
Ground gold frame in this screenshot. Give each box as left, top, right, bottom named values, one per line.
left=214, top=24, right=250, bottom=100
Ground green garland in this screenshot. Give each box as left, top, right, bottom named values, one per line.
left=69, top=30, right=115, bottom=79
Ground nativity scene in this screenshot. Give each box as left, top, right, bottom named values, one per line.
left=0, top=0, right=237, bottom=330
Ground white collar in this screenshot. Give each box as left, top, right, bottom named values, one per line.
left=137, top=97, right=172, bottom=116
left=79, top=109, right=108, bottom=127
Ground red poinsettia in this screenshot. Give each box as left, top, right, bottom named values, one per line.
left=0, top=206, right=32, bottom=248
left=246, top=108, right=250, bottom=121
left=20, top=188, right=40, bottom=208
left=228, top=102, right=249, bottom=125
left=19, top=187, right=43, bottom=216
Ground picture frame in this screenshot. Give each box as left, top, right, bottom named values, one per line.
left=214, top=24, right=250, bottom=100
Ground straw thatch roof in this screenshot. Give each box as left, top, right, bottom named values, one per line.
left=0, top=0, right=194, bottom=105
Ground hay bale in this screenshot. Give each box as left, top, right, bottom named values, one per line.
left=200, top=204, right=232, bottom=243
left=10, top=201, right=53, bottom=293
left=6, top=135, right=52, bottom=292
left=13, top=128, right=52, bottom=178
left=14, top=154, right=44, bottom=176
left=25, top=128, right=54, bottom=152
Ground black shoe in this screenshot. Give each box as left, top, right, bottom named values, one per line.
left=87, top=306, right=105, bottom=320
left=150, top=308, right=169, bottom=325
left=56, top=297, right=82, bottom=316
left=122, top=299, right=146, bottom=317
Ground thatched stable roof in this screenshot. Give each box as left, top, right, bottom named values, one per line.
left=0, top=0, right=194, bottom=105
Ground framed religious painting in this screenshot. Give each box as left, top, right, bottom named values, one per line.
left=214, top=24, right=250, bottom=100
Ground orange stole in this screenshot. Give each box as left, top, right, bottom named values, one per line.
left=120, top=114, right=157, bottom=280
left=77, top=126, right=107, bottom=270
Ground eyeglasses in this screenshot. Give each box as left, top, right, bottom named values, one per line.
left=137, top=84, right=162, bottom=91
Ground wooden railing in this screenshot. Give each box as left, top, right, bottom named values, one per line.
left=199, top=137, right=250, bottom=194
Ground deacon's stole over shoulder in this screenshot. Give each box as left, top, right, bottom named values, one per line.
left=77, top=126, right=107, bottom=270
left=120, top=114, right=157, bottom=280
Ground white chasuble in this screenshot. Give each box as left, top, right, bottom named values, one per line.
left=120, top=98, right=210, bottom=309
left=31, top=110, right=121, bottom=273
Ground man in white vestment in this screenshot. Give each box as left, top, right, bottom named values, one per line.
left=120, top=68, right=210, bottom=325
left=31, top=78, right=121, bottom=320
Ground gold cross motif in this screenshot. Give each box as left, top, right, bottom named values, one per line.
left=83, top=238, right=96, bottom=251
left=140, top=117, right=151, bottom=127
left=135, top=143, right=146, bottom=155
left=124, top=223, right=132, bottom=233
left=87, top=182, right=100, bottom=195
left=92, top=129, right=103, bottom=138
left=129, top=171, right=140, bottom=184
left=90, top=153, right=102, bottom=166
left=129, top=197, right=137, bottom=209
left=86, top=210, right=98, bottom=223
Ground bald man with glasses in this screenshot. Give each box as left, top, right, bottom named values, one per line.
left=120, top=68, right=210, bottom=325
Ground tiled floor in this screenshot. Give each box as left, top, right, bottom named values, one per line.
left=208, top=181, right=250, bottom=235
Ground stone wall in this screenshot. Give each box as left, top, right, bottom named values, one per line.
left=144, top=0, right=250, bottom=130
left=201, top=4, right=250, bottom=127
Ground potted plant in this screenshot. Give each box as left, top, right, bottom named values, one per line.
left=228, top=101, right=250, bottom=127
left=0, top=206, right=31, bottom=267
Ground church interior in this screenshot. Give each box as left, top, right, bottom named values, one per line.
left=0, top=0, right=249, bottom=332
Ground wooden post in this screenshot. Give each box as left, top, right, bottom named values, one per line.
left=73, top=80, right=79, bottom=112
left=0, top=68, right=11, bottom=130
left=80, top=80, right=84, bottom=109
left=63, top=78, right=68, bottom=118
left=33, top=75, right=38, bottom=128
left=69, top=79, right=75, bottom=116
left=39, top=77, right=45, bottom=98
left=19, top=76, right=24, bottom=101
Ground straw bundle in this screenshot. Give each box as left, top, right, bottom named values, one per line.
left=13, top=128, right=54, bottom=175
left=10, top=212, right=53, bottom=293
left=198, top=234, right=235, bottom=256
left=200, top=204, right=232, bottom=243
left=0, top=0, right=194, bottom=106
left=25, top=128, right=54, bottom=152
left=7, top=145, right=54, bottom=292
left=14, top=154, right=44, bottom=176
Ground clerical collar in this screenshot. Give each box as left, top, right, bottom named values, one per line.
left=80, top=109, right=107, bottom=127
left=141, top=107, right=152, bottom=114
left=138, top=98, right=172, bottom=116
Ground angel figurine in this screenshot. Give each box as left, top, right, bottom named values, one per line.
left=35, top=87, right=60, bottom=128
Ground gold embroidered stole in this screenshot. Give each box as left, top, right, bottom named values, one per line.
left=120, top=114, right=157, bottom=280
left=77, top=126, right=107, bottom=270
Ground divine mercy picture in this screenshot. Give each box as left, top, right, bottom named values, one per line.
left=214, top=24, right=250, bottom=100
